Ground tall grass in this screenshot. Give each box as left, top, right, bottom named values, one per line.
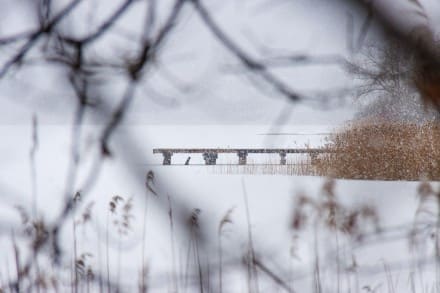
left=316, top=120, right=440, bottom=180
left=210, top=157, right=320, bottom=176
left=4, top=172, right=440, bottom=292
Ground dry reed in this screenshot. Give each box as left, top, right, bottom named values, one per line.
left=209, top=157, right=319, bottom=176
left=316, top=120, right=440, bottom=180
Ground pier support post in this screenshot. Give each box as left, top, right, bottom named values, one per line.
left=310, top=153, right=318, bottom=165
left=279, top=151, right=287, bottom=165
left=203, top=152, right=218, bottom=165
left=162, top=151, right=173, bottom=165
left=237, top=151, right=248, bottom=165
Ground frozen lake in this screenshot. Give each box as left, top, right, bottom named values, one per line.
left=0, top=124, right=437, bottom=292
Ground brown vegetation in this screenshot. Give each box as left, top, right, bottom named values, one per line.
left=210, top=157, right=318, bottom=176
left=316, top=120, right=440, bottom=180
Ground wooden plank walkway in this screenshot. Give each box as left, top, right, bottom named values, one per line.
left=153, top=148, right=331, bottom=165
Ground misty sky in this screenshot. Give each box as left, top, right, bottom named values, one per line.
left=1, top=0, right=439, bottom=125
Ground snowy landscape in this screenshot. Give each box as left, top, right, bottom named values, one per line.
left=0, top=124, right=439, bottom=292
left=1, top=0, right=440, bottom=292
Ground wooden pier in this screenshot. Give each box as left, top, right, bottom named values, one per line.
left=153, top=148, right=331, bottom=165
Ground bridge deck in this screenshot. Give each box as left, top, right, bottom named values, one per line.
left=153, top=148, right=329, bottom=154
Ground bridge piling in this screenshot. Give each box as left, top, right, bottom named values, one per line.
left=279, top=151, right=287, bottom=165
left=310, top=153, right=318, bottom=165
left=237, top=151, right=248, bottom=165
left=203, top=152, right=218, bottom=165
left=162, top=151, right=173, bottom=165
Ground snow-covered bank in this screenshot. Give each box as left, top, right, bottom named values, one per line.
left=0, top=125, right=437, bottom=292
left=87, top=164, right=434, bottom=292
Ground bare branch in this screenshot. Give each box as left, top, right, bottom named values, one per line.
left=0, top=0, right=83, bottom=78
left=79, top=0, right=137, bottom=45
left=191, top=0, right=301, bottom=102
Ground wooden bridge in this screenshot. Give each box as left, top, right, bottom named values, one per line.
left=153, top=148, right=331, bottom=165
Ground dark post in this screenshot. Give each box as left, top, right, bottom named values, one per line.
left=279, top=151, right=287, bottom=165
left=162, top=151, right=173, bottom=165
left=203, top=152, right=218, bottom=165
left=310, top=153, right=318, bottom=165
left=237, top=150, right=248, bottom=165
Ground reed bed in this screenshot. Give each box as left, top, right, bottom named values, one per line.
left=209, top=157, right=321, bottom=176
left=315, top=120, right=440, bottom=180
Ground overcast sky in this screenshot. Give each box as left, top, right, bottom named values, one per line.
left=0, top=0, right=439, bottom=125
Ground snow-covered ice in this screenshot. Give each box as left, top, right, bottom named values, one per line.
left=0, top=124, right=437, bottom=292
